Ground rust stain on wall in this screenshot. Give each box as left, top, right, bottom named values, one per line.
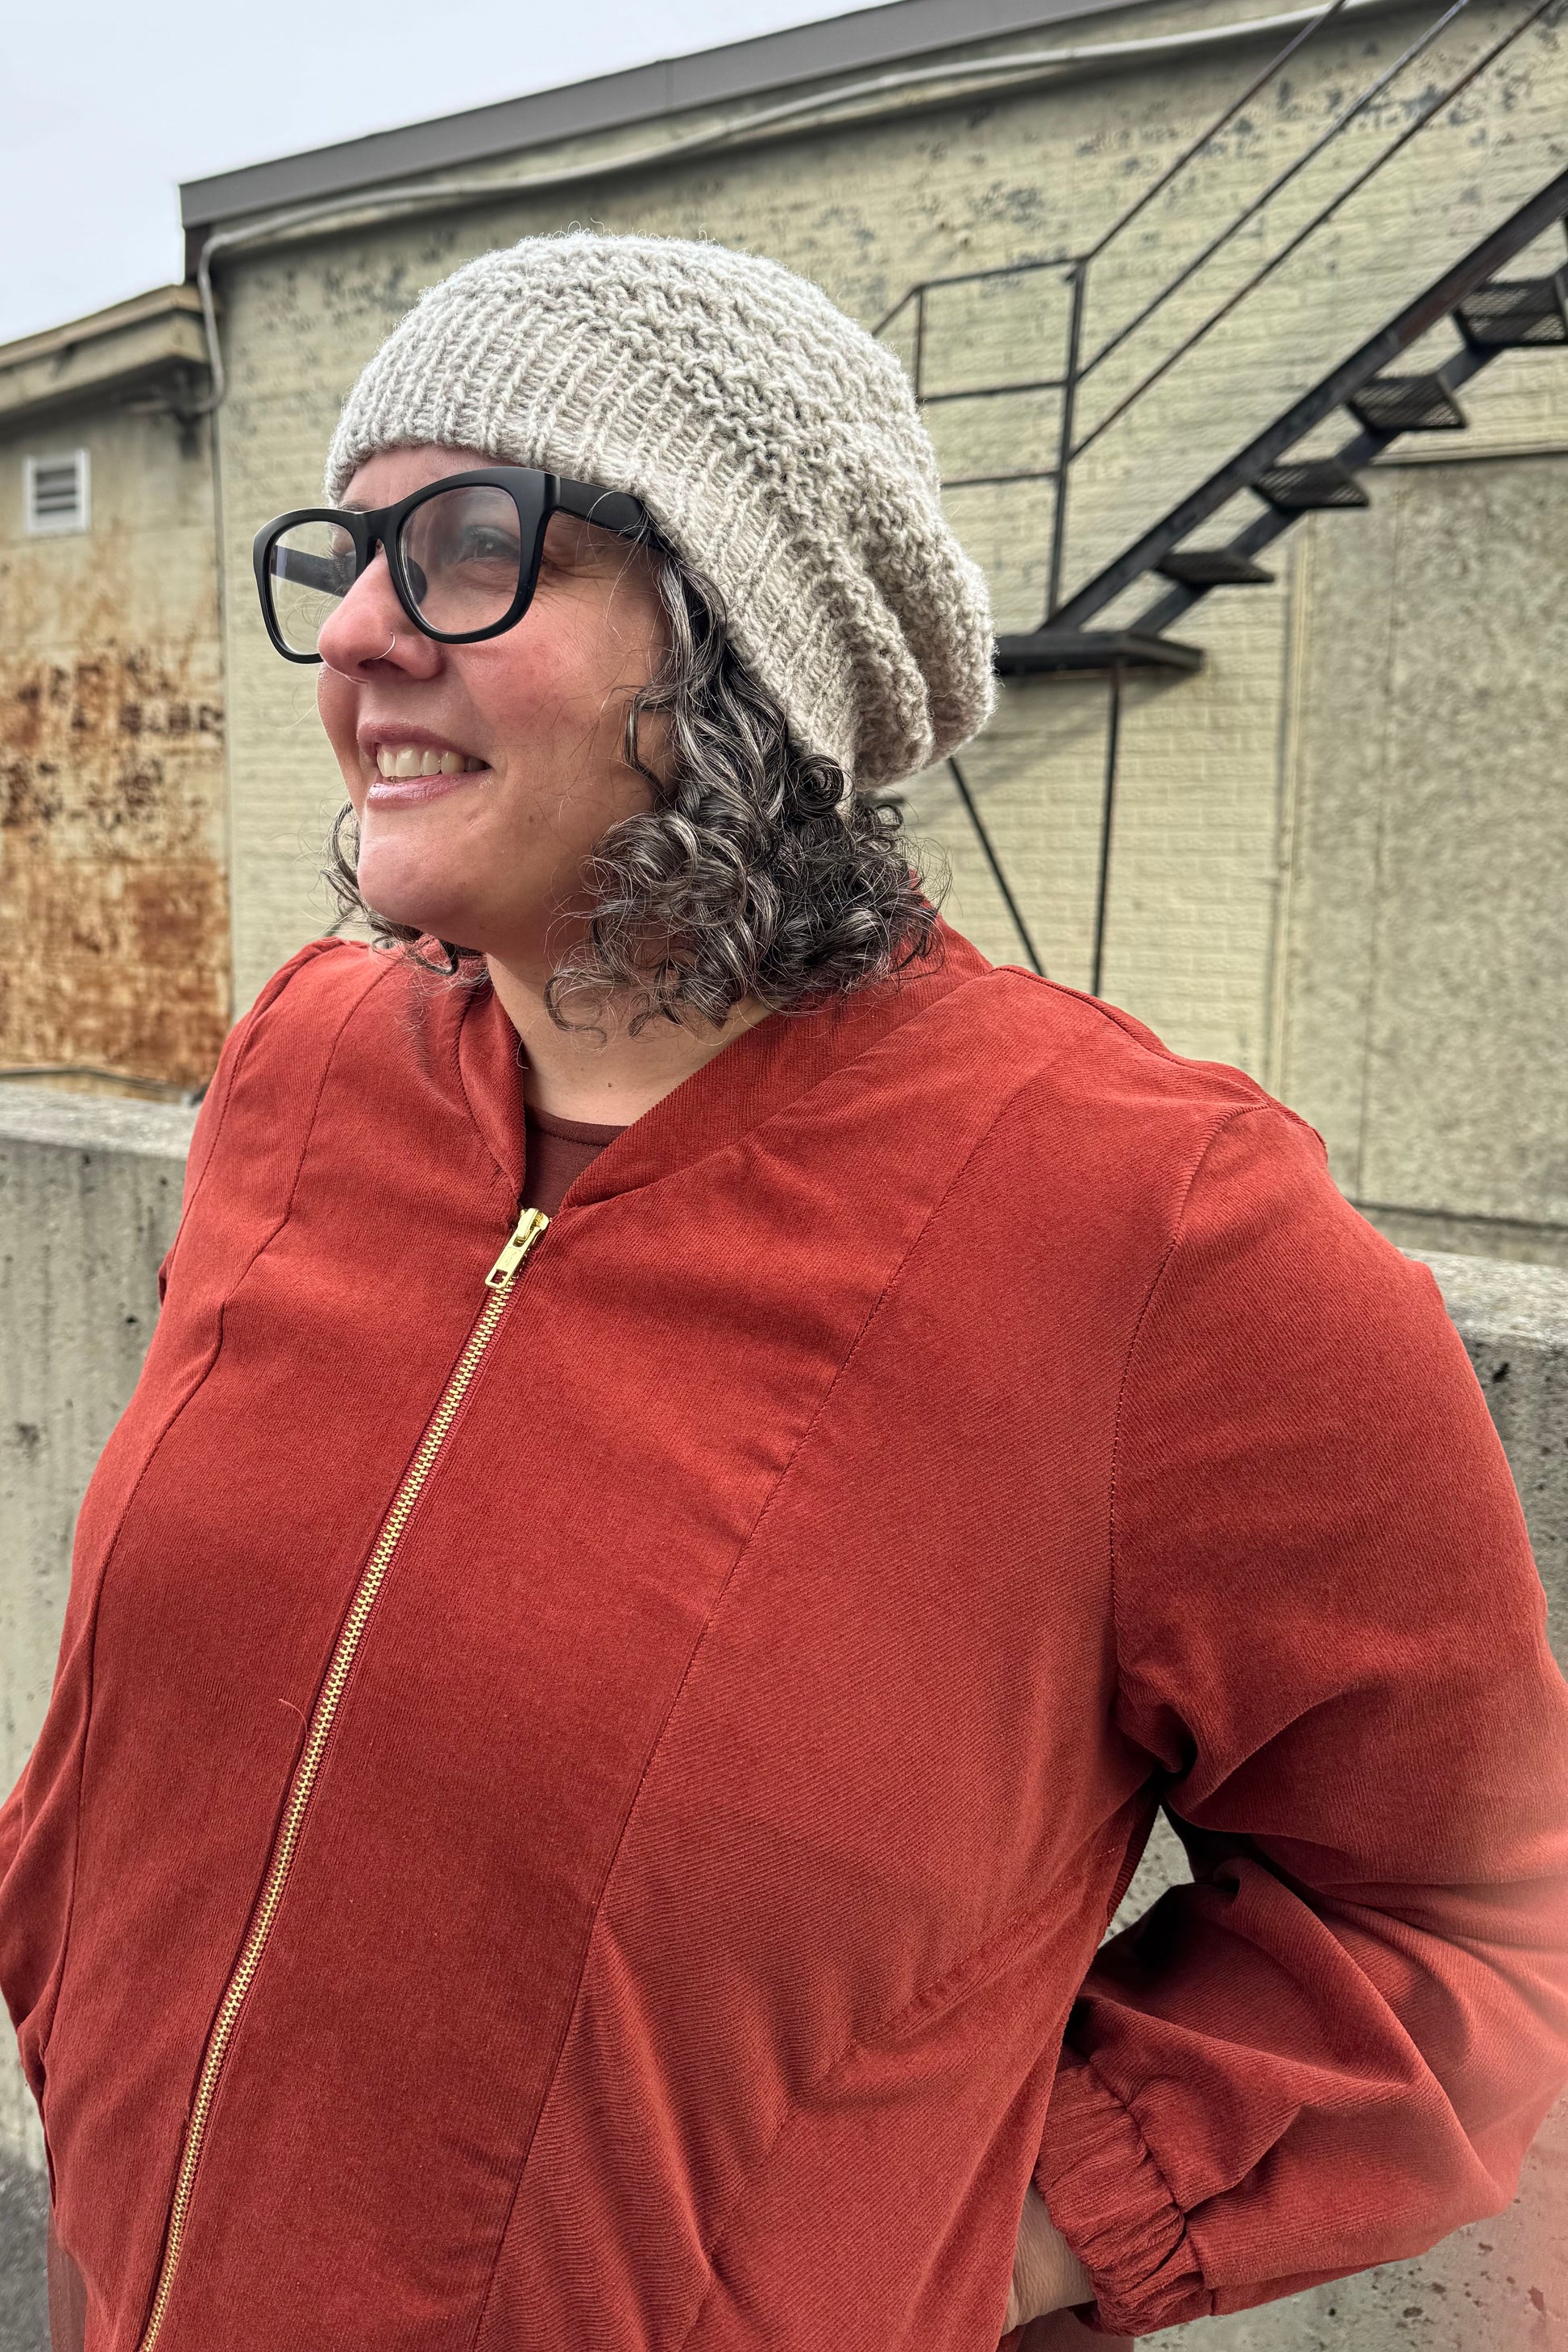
left=0, top=634, right=229, bottom=1089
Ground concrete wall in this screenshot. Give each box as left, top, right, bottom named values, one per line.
left=0, top=393, right=228, bottom=1089
left=205, top=0, right=1568, bottom=1257
left=0, top=1101, right=1565, bottom=2345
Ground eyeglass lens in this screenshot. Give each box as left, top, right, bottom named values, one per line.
left=399, top=485, right=525, bottom=636
left=266, top=483, right=529, bottom=656
left=267, top=520, right=357, bottom=657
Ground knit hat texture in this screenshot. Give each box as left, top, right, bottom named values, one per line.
left=324, top=232, right=995, bottom=790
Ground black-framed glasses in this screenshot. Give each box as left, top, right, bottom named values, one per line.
left=252, top=467, right=650, bottom=663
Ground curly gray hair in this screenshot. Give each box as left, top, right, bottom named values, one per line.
left=325, top=534, right=944, bottom=1028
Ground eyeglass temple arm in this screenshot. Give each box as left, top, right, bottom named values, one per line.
left=272, top=545, right=348, bottom=594
left=554, top=477, right=648, bottom=538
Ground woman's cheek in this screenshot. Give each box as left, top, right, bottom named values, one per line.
left=317, top=673, right=366, bottom=801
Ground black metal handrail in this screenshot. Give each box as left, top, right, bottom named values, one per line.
left=1068, top=0, right=1559, bottom=467
left=1076, top=0, right=1354, bottom=268
left=874, top=0, right=1558, bottom=621
left=1058, top=162, right=1568, bottom=629
left=1071, top=0, right=1459, bottom=408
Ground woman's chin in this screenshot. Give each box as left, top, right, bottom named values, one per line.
left=358, top=870, right=482, bottom=948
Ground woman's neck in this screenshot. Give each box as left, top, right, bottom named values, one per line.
left=485, top=952, right=771, bottom=1126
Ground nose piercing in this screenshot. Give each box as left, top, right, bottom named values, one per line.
left=321, top=629, right=396, bottom=678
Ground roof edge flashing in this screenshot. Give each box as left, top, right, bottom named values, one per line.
left=0, top=297, right=210, bottom=431
left=179, top=0, right=1152, bottom=230
left=0, top=284, right=205, bottom=375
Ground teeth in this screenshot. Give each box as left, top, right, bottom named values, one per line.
left=373, top=743, right=483, bottom=778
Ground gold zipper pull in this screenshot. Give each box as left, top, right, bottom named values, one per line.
left=485, top=1205, right=550, bottom=1290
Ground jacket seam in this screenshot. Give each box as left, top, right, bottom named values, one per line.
left=471, top=1047, right=1076, bottom=2346
left=35, top=951, right=393, bottom=2079
left=1005, top=972, right=1326, bottom=1143
left=157, top=942, right=342, bottom=1301
left=677, top=1889, right=1079, bottom=2352
left=50, top=979, right=283, bottom=2052
left=537, top=964, right=1015, bottom=1216
left=454, top=982, right=516, bottom=1197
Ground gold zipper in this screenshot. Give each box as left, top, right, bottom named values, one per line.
left=136, top=1204, right=550, bottom=2350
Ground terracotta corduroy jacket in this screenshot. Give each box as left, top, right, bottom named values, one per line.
left=4, top=923, right=1568, bottom=2352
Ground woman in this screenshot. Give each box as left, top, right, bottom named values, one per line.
left=3, top=232, right=1566, bottom=2352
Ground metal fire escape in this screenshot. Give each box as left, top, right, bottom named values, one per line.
left=874, top=0, right=1568, bottom=989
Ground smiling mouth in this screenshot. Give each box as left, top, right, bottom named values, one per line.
left=372, top=744, right=487, bottom=778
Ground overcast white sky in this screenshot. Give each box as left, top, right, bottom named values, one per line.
left=2, top=0, right=877, bottom=346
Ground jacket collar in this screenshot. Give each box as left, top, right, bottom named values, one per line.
left=454, top=919, right=994, bottom=1209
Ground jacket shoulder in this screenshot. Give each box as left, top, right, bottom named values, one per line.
left=932, top=967, right=1339, bottom=1271
left=224, top=937, right=408, bottom=1084
left=957, top=965, right=1313, bottom=1135
left=182, top=941, right=400, bottom=1208
left=242, top=936, right=390, bottom=1035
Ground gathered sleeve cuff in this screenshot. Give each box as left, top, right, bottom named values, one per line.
left=1033, top=2044, right=1210, bottom=2337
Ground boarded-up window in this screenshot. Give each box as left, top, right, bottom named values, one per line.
left=23, top=450, right=90, bottom=535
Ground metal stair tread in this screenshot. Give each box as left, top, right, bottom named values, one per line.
left=1346, top=374, right=1468, bottom=433
left=993, top=628, right=1204, bottom=676
left=1155, top=549, right=1276, bottom=586
left=1254, top=458, right=1371, bottom=512
left=1455, top=269, right=1568, bottom=347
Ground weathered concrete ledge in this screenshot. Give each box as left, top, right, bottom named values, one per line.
left=0, top=1095, right=197, bottom=1790
left=0, top=1106, right=1564, bottom=2350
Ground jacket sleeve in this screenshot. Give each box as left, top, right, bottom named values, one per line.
left=1033, top=1104, right=1568, bottom=2338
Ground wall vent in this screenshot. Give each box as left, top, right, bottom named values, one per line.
left=24, top=450, right=90, bottom=536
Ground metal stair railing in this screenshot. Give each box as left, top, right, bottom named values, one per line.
left=1053, top=169, right=1568, bottom=636
left=1033, top=179, right=1566, bottom=993
left=871, top=0, right=1568, bottom=990
left=873, top=0, right=1565, bottom=648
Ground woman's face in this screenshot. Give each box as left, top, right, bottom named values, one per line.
left=315, top=443, right=669, bottom=971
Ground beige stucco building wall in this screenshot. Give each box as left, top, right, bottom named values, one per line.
left=0, top=289, right=230, bottom=1092
left=198, top=0, right=1567, bottom=1255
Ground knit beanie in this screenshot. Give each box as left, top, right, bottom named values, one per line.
left=324, top=232, right=995, bottom=790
